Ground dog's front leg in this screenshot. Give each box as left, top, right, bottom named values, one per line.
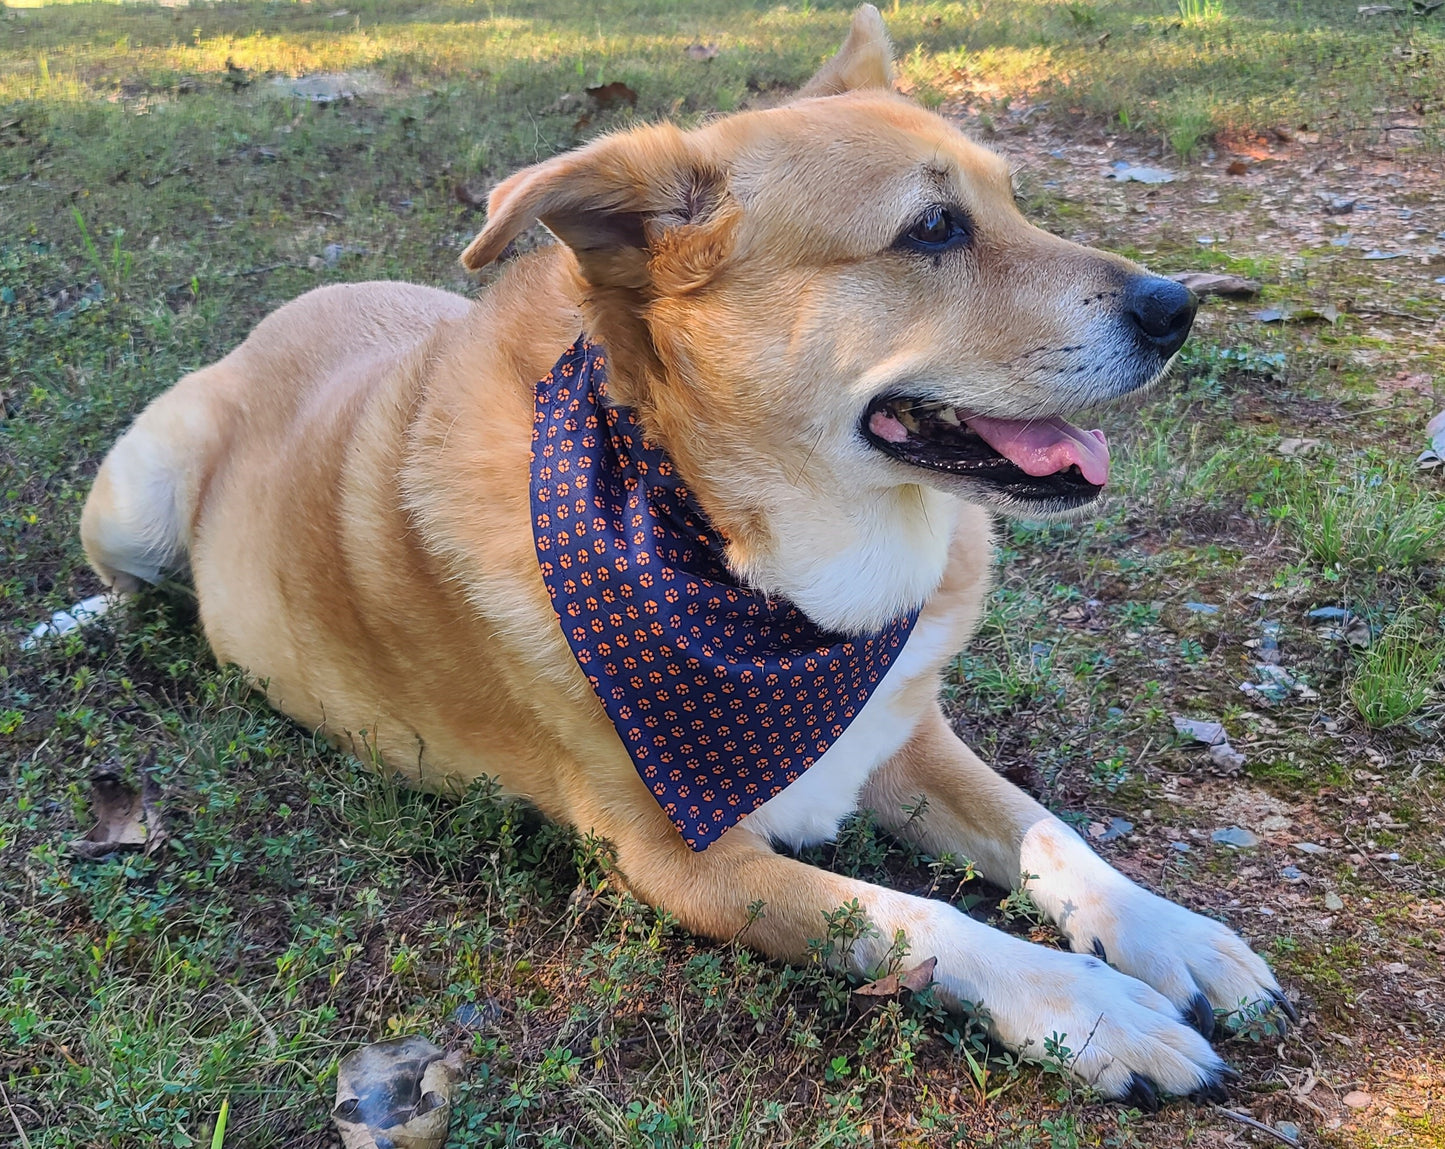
left=603, top=799, right=1230, bottom=1105
left=861, top=706, right=1295, bottom=1044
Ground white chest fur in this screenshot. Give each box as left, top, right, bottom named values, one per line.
left=740, top=603, right=961, bottom=850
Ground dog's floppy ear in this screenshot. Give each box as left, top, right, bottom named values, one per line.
left=797, top=4, right=894, bottom=98
left=459, top=125, right=734, bottom=294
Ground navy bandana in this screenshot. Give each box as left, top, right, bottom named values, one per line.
left=530, top=340, right=920, bottom=850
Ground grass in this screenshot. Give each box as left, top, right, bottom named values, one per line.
left=4, top=0, right=1445, bottom=1146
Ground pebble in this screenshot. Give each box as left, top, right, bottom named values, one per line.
left=1212, top=826, right=1260, bottom=848
left=1183, top=601, right=1220, bottom=614
left=1324, top=892, right=1345, bottom=911
left=1294, top=842, right=1330, bottom=855
left=1383, top=962, right=1407, bottom=975
left=1277, top=1121, right=1301, bottom=1140
left=1280, top=865, right=1303, bottom=881
left=1170, top=841, right=1192, bottom=852
left=1343, top=1090, right=1372, bottom=1109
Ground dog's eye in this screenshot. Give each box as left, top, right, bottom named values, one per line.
left=898, top=206, right=971, bottom=253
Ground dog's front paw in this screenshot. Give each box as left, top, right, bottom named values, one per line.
left=1062, top=879, right=1296, bottom=1040
left=964, top=939, right=1231, bottom=1106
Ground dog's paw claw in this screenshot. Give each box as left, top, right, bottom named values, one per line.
left=1182, top=990, right=1215, bottom=1040
left=1122, top=1073, right=1161, bottom=1113
left=1268, top=986, right=1300, bottom=1025
left=1188, top=1070, right=1232, bottom=1106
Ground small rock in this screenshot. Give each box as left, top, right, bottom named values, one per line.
left=1276, top=1121, right=1300, bottom=1140
left=1342, top=1090, right=1372, bottom=1109
left=1258, top=813, right=1291, bottom=833
left=1281, top=865, right=1304, bottom=881
left=1383, top=962, right=1407, bottom=975
left=1212, top=826, right=1259, bottom=848
left=1319, top=194, right=1356, bottom=214
left=1277, top=437, right=1321, bottom=457
left=1087, top=821, right=1107, bottom=839
left=1170, top=841, right=1191, bottom=852
left=1208, top=743, right=1246, bottom=771
left=1324, top=891, right=1345, bottom=911
left=1295, top=842, right=1330, bottom=854
left=323, top=243, right=346, bottom=267
left=1183, top=601, right=1221, bottom=614
left=307, top=255, right=326, bottom=271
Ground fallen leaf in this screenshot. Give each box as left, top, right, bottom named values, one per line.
left=856, top=956, right=937, bottom=997
left=70, top=754, right=168, bottom=860
left=586, top=81, right=638, bottom=111
left=685, top=43, right=719, bottom=61
left=334, top=1036, right=466, bottom=1149
left=1173, top=717, right=1227, bottom=746
left=1107, top=162, right=1175, bottom=184
left=1362, top=249, right=1404, bottom=260
left=1168, top=271, right=1261, bottom=298
left=1211, top=826, right=1259, bottom=848
left=1254, top=304, right=1340, bottom=324
left=1226, top=159, right=1249, bottom=176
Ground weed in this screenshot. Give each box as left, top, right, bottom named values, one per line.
left=1349, top=612, right=1445, bottom=728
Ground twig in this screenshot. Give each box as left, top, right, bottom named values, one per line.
left=226, top=983, right=279, bottom=1050
left=222, top=263, right=296, bottom=278
left=1214, top=1105, right=1298, bottom=1146
left=0, top=1082, right=33, bottom=1149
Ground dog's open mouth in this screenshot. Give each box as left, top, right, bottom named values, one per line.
left=863, top=397, right=1110, bottom=502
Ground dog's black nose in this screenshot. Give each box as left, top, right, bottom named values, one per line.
left=1122, top=276, right=1196, bottom=357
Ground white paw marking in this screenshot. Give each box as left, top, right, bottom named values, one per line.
left=21, top=594, right=111, bottom=651
left=863, top=892, right=1226, bottom=1099
left=1019, top=817, right=1284, bottom=1024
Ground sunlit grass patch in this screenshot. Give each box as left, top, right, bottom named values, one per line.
left=1349, top=611, right=1445, bottom=729
left=1274, top=462, right=1445, bottom=574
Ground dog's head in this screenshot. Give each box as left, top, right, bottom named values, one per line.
left=463, top=5, right=1193, bottom=627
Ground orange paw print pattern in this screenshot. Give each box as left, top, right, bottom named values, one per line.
left=531, top=340, right=920, bottom=850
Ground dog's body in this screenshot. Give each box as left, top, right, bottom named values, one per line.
left=80, top=8, right=1289, bottom=1104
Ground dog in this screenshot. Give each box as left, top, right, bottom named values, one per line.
left=79, top=5, right=1292, bottom=1107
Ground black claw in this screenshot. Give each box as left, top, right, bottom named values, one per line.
left=1122, top=1072, right=1161, bottom=1113
left=1268, top=987, right=1300, bottom=1025
left=1182, top=991, right=1216, bottom=1040
left=1188, top=1072, right=1231, bottom=1106
left=1092, top=937, right=1108, bottom=963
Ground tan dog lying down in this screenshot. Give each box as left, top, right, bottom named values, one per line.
left=81, top=6, right=1292, bottom=1106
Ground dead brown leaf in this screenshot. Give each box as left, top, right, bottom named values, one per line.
left=1226, top=159, right=1249, bottom=176
left=333, top=1036, right=467, bottom=1149
left=855, top=956, right=937, bottom=997
left=1168, top=271, right=1262, bottom=298
left=70, top=754, right=168, bottom=860
left=586, top=81, right=637, bottom=111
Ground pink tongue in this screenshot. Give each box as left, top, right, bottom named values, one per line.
left=963, top=414, right=1110, bottom=486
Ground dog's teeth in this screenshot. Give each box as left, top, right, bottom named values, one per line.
left=938, top=408, right=961, bottom=426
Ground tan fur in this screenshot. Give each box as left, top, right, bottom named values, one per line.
left=80, top=6, right=1285, bottom=1098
